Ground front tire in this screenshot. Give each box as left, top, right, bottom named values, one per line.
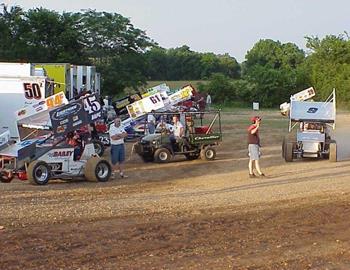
left=200, top=146, right=216, bottom=161
left=84, top=157, right=112, bottom=182
left=284, top=142, right=294, bottom=162
left=329, top=142, right=337, bottom=162
left=0, top=171, right=14, bottom=183
left=154, top=148, right=171, bottom=163
left=27, top=160, right=51, bottom=185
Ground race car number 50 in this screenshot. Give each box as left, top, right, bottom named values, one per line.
left=23, top=83, right=42, bottom=100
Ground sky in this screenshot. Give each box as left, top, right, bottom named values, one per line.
left=3, top=0, right=350, bottom=62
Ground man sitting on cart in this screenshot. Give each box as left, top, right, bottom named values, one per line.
left=169, top=115, right=185, bottom=152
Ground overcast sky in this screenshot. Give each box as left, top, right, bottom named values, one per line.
left=4, top=0, right=350, bottom=62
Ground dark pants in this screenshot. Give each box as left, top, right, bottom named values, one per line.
left=110, top=144, right=125, bottom=165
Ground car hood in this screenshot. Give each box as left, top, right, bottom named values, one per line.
left=141, top=133, right=162, bottom=142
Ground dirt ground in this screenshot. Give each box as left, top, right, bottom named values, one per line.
left=1, top=111, right=350, bottom=270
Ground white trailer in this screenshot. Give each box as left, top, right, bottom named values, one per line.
left=0, top=76, right=53, bottom=139
left=70, top=65, right=101, bottom=98
left=0, top=63, right=35, bottom=77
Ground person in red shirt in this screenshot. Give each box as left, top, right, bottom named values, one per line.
left=66, top=131, right=83, bottom=160
left=247, top=116, right=265, bottom=178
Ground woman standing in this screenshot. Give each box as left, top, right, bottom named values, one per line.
left=247, top=116, right=265, bottom=178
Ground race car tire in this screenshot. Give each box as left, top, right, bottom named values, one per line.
left=84, top=157, right=111, bottom=182
left=92, top=139, right=105, bottom=156
left=0, top=171, right=14, bottom=183
left=329, top=142, right=337, bottom=162
left=284, top=142, right=294, bottom=162
left=200, top=146, right=216, bottom=161
left=28, top=160, right=51, bottom=185
left=154, top=148, right=171, bottom=163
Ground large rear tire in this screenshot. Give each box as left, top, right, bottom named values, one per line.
left=329, top=142, right=337, bottom=162
left=27, top=160, right=51, bottom=185
left=200, top=146, right=216, bottom=161
left=154, top=148, right=171, bottom=163
left=84, top=157, right=112, bottom=182
left=284, top=142, right=294, bottom=162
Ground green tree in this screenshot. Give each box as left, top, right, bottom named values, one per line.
left=216, top=53, right=241, bottom=79
left=243, top=39, right=308, bottom=107
left=200, top=53, right=220, bottom=79
left=144, top=46, right=168, bottom=80
left=0, top=5, right=27, bottom=60
left=305, top=34, right=350, bottom=103
left=144, top=46, right=241, bottom=81
left=100, top=53, right=148, bottom=95
left=78, top=9, right=154, bottom=95
left=199, top=73, right=235, bottom=104
left=80, top=9, right=153, bottom=62
left=24, top=8, right=88, bottom=63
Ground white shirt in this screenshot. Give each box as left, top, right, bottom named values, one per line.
left=156, top=122, right=174, bottom=133
left=109, top=124, right=126, bottom=145
left=173, top=121, right=184, bottom=137
left=206, top=94, right=212, bottom=104
left=179, top=113, right=186, bottom=127
left=147, top=114, right=156, bottom=124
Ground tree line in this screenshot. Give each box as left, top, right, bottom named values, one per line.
left=1, top=5, right=350, bottom=107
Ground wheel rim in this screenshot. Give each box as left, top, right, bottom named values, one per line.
left=206, top=149, right=214, bottom=159
left=94, top=143, right=102, bottom=155
left=159, top=151, right=168, bottom=161
left=34, top=165, right=49, bottom=182
left=96, top=162, right=109, bottom=178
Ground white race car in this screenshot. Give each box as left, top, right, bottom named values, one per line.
left=27, top=137, right=111, bottom=185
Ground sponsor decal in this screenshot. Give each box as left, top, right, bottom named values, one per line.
left=19, top=140, right=34, bottom=146
left=48, top=163, right=63, bottom=171
left=91, top=111, right=102, bottom=121
left=72, top=120, right=83, bottom=127
left=48, top=151, right=73, bottom=158
left=17, top=109, right=26, bottom=116
left=35, top=106, right=44, bottom=112
left=33, top=100, right=46, bottom=108
left=116, top=99, right=130, bottom=109
left=194, top=135, right=220, bottom=141
left=307, top=107, right=318, bottom=113
left=59, top=119, right=69, bottom=125
left=52, top=103, right=82, bottom=120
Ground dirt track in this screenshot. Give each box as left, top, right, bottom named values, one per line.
left=1, top=111, right=350, bottom=269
